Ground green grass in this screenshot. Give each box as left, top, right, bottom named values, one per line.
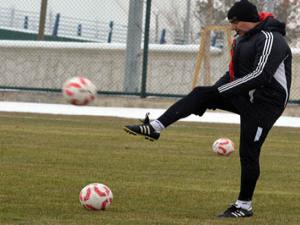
left=0, top=112, right=299, bottom=225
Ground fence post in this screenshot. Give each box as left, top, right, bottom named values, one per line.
left=38, top=0, right=48, bottom=40
left=183, top=0, right=191, bottom=44
left=77, top=24, right=82, bottom=36
left=140, top=0, right=152, bottom=98
left=107, top=21, right=114, bottom=43
left=124, top=0, right=144, bottom=93
left=24, top=16, right=29, bottom=29
left=160, top=29, right=166, bottom=44
left=9, top=8, right=15, bottom=28
left=48, top=11, right=53, bottom=33
left=52, top=13, right=60, bottom=37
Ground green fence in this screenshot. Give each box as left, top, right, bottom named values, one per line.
left=0, top=28, right=86, bottom=42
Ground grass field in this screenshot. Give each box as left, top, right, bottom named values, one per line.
left=0, top=112, right=299, bottom=225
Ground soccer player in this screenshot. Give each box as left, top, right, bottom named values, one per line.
left=124, top=0, right=292, bottom=218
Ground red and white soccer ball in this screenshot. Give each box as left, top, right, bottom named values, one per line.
left=212, top=138, right=235, bottom=156
left=62, top=76, right=97, bottom=106
left=79, top=183, right=113, bottom=210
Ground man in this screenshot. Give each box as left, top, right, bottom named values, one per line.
left=124, top=0, right=292, bottom=218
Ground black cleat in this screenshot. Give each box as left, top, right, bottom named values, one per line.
left=124, top=113, right=160, bottom=141
left=218, top=204, right=253, bottom=218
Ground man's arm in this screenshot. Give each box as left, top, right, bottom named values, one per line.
left=213, top=72, right=230, bottom=87
left=217, top=31, right=288, bottom=97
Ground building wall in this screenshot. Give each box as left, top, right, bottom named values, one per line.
left=0, top=41, right=298, bottom=101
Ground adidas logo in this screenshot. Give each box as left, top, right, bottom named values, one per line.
left=139, top=125, right=151, bottom=135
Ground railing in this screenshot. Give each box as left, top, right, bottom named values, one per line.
left=0, top=6, right=128, bottom=43
left=54, top=14, right=128, bottom=43
left=0, top=7, right=41, bottom=32
left=0, top=6, right=177, bottom=44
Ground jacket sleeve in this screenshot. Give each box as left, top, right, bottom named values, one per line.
left=217, top=31, right=288, bottom=97
left=213, top=71, right=230, bottom=87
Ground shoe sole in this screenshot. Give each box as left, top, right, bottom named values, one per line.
left=217, top=215, right=253, bottom=218
left=217, top=212, right=253, bottom=218
left=123, top=127, right=156, bottom=142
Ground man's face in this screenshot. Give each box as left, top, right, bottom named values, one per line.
left=230, top=21, right=258, bottom=36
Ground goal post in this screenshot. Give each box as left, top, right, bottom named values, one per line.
left=192, top=25, right=232, bottom=88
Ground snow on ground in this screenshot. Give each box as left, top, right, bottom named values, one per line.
left=1, top=101, right=300, bottom=128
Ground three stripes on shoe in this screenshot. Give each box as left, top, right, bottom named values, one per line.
left=139, top=125, right=151, bottom=135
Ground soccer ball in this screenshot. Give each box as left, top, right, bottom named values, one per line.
left=79, top=183, right=113, bottom=210
left=62, top=76, right=97, bottom=106
left=212, top=138, right=235, bottom=156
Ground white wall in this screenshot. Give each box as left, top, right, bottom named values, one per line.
left=0, top=40, right=298, bottom=101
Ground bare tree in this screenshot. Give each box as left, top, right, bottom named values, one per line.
left=194, top=0, right=236, bottom=28
left=162, top=0, right=300, bottom=45
left=193, top=0, right=300, bottom=44
left=163, top=2, right=185, bottom=44
left=273, top=0, right=300, bottom=42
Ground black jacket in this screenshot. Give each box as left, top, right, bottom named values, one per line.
left=215, top=17, right=292, bottom=109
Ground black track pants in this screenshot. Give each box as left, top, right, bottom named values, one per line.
left=237, top=100, right=283, bottom=200
left=157, top=86, right=236, bottom=127
left=157, top=86, right=283, bottom=201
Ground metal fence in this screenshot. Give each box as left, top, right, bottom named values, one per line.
left=0, top=1, right=205, bottom=44
left=0, top=6, right=128, bottom=43
left=0, top=0, right=299, bottom=103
